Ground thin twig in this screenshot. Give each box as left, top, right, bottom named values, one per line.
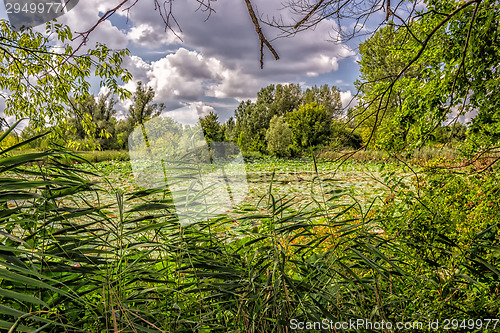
left=294, top=0, right=325, bottom=29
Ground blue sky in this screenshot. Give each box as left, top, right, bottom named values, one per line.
left=0, top=0, right=384, bottom=124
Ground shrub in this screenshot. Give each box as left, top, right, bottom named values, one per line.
left=330, top=121, right=363, bottom=149
left=376, top=169, right=500, bottom=319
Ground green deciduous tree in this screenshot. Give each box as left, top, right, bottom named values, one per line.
left=286, top=102, right=332, bottom=152
left=232, top=83, right=341, bottom=154
left=352, top=23, right=413, bottom=150
left=64, top=93, right=119, bottom=150
left=223, top=116, right=236, bottom=142
left=352, top=0, right=500, bottom=155
left=128, top=81, right=164, bottom=127
left=330, top=121, right=363, bottom=149
left=432, top=123, right=467, bottom=145
left=125, top=81, right=164, bottom=152
left=233, top=84, right=301, bottom=151
left=269, top=83, right=303, bottom=117
left=266, top=115, right=292, bottom=157
left=0, top=21, right=130, bottom=129
left=303, top=84, right=342, bottom=117
left=234, top=100, right=267, bottom=153
left=200, top=111, right=224, bottom=144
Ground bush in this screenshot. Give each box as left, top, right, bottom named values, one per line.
left=376, top=168, right=500, bottom=320
left=330, top=121, right=363, bottom=149
left=286, top=102, right=332, bottom=152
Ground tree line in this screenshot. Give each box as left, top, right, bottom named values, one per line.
left=0, top=0, right=495, bottom=160
left=2, top=80, right=468, bottom=156
left=202, top=83, right=364, bottom=157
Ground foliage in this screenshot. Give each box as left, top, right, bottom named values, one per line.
left=329, top=121, right=363, bottom=149
left=59, top=93, right=119, bottom=150
left=0, top=21, right=131, bottom=129
left=199, top=111, right=224, bottom=144
left=77, top=150, right=130, bottom=162
left=353, top=23, right=416, bottom=150
left=17, top=81, right=168, bottom=151
left=265, top=115, right=292, bottom=157
left=432, top=123, right=467, bottom=145
left=376, top=166, right=500, bottom=319
left=128, top=81, right=164, bottom=127
left=353, top=0, right=500, bottom=155
left=0, top=123, right=154, bottom=331
left=13, top=80, right=347, bottom=156
left=302, top=84, right=342, bottom=117
left=234, top=99, right=271, bottom=153
left=232, top=83, right=341, bottom=155
left=0, top=123, right=368, bottom=331
left=0, top=131, right=18, bottom=151
left=286, top=102, right=332, bottom=152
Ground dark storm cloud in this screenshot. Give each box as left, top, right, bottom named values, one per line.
left=57, top=0, right=358, bottom=111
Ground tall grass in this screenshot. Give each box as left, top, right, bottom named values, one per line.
left=0, top=122, right=393, bottom=331
left=1, top=122, right=499, bottom=332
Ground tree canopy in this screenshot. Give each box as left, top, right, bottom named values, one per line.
left=348, top=0, right=500, bottom=155
left=0, top=21, right=131, bottom=128
left=233, top=83, right=341, bottom=153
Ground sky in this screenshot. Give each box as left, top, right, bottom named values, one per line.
left=0, top=0, right=387, bottom=124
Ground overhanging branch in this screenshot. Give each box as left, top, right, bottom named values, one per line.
left=243, top=0, right=280, bottom=69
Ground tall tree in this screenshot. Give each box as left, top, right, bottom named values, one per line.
left=266, top=115, right=292, bottom=157
left=127, top=81, right=164, bottom=153
left=231, top=83, right=340, bottom=153
left=352, top=23, right=413, bottom=149
left=128, top=81, right=164, bottom=127
left=199, top=111, right=224, bottom=144
left=223, top=117, right=236, bottom=142
left=67, top=93, right=118, bottom=150
left=302, top=85, right=342, bottom=117
left=272, top=83, right=302, bottom=116
left=350, top=0, right=500, bottom=154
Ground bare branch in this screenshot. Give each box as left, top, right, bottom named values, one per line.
left=386, top=0, right=391, bottom=21
left=243, top=0, right=280, bottom=69
left=154, top=0, right=183, bottom=40
left=294, top=0, right=325, bottom=29
left=73, top=0, right=133, bottom=46
left=72, top=0, right=216, bottom=49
